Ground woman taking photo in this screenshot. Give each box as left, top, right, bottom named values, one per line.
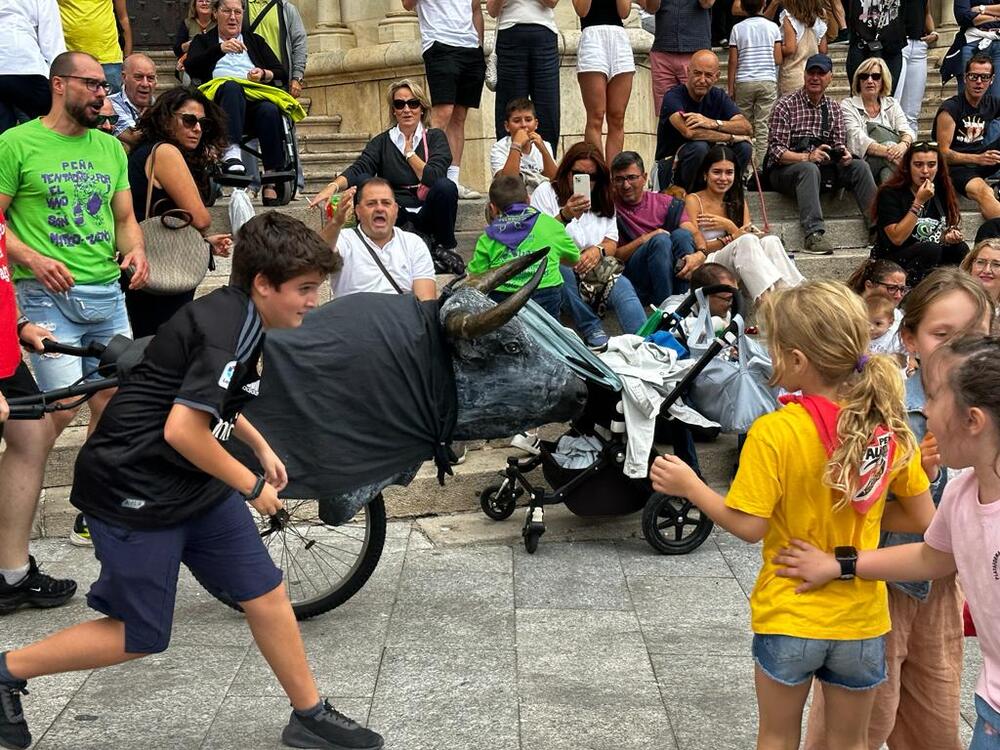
left=309, top=79, right=459, bottom=255
left=173, top=0, right=213, bottom=83
left=127, top=87, right=232, bottom=338
left=683, top=146, right=804, bottom=301
left=961, top=239, right=1000, bottom=328
left=841, top=57, right=914, bottom=185
left=871, top=141, right=969, bottom=285
left=531, top=141, right=646, bottom=350
left=574, top=0, right=658, bottom=164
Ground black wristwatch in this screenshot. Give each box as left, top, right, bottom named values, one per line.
left=834, top=546, right=858, bottom=580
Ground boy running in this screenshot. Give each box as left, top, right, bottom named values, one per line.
left=0, top=213, right=384, bottom=750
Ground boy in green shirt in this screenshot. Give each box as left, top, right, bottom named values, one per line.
left=468, top=174, right=579, bottom=320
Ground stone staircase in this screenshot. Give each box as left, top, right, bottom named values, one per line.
left=20, top=44, right=973, bottom=538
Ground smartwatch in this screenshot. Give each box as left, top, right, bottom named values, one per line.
left=834, top=546, right=858, bottom=580
left=243, top=474, right=266, bottom=503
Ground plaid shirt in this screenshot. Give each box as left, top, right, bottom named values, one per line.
left=765, top=88, right=847, bottom=167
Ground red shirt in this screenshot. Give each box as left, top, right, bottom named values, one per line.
left=0, top=210, right=21, bottom=378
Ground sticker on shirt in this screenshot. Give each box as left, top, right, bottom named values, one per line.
left=853, top=426, right=896, bottom=514
left=218, top=360, right=237, bottom=388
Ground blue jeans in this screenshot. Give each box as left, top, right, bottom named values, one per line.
left=972, top=694, right=1000, bottom=750
left=752, top=633, right=887, bottom=690
left=624, top=229, right=695, bottom=307
left=960, top=40, right=1000, bottom=100
left=16, top=280, right=132, bottom=390
left=102, top=63, right=123, bottom=95
left=490, top=285, right=562, bottom=320
left=559, top=266, right=647, bottom=338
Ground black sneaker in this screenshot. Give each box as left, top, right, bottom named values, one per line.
left=282, top=700, right=383, bottom=750
left=0, top=557, right=77, bottom=616
left=0, top=678, right=30, bottom=750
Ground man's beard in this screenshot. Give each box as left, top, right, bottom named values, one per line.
left=67, top=97, right=101, bottom=128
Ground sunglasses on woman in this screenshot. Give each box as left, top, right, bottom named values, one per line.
left=858, top=72, right=882, bottom=81
left=178, top=113, right=210, bottom=129
left=392, top=99, right=422, bottom=111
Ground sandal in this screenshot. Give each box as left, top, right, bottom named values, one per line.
left=261, top=185, right=280, bottom=206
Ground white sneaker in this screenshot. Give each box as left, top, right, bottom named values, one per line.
left=510, top=432, right=541, bottom=455
left=456, top=183, right=482, bottom=200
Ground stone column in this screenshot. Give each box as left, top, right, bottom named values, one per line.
left=310, top=0, right=356, bottom=52
left=378, top=8, right=421, bottom=43
left=934, top=0, right=958, bottom=38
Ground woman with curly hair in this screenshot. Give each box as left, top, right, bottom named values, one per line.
left=126, top=86, right=233, bottom=337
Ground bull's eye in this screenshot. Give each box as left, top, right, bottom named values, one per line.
left=503, top=341, right=522, bottom=354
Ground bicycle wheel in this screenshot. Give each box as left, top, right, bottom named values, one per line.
left=212, top=494, right=387, bottom=620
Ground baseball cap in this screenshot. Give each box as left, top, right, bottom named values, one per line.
left=805, top=53, right=833, bottom=73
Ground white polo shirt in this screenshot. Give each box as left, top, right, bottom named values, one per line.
left=331, top=226, right=436, bottom=297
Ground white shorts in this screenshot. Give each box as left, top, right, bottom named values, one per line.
left=577, top=25, right=636, bottom=79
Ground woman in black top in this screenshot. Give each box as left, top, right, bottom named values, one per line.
left=173, top=0, right=214, bottom=83
left=574, top=0, right=659, bottom=164
left=872, top=142, right=969, bottom=285
left=127, top=87, right=232, bottom=338
left=309, top=79, right=459, bottom=251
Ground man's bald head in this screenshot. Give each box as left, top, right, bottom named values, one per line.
left=49, top=51, right=101, bottom=80
left=686, top=49, right=721, bottom=101
left=122, top=53, right=157, bottom=110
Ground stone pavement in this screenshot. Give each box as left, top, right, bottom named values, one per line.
left=3, top=507, right=983, bottom=750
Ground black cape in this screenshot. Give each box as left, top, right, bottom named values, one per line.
left=231, top=293, right=457, bottom=501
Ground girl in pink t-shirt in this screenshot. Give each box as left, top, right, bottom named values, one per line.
left=778, top=333, right=1000, bottom=748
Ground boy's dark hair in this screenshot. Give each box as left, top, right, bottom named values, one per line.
left=690, top=262, right=736, bottom=290
left=504, top=97, right=536, bottom=119
left=488, top=174, right=529, bottom=212
left=967, top=52, right=995, bottom=75
left=231, top=212, right=340, bottom=291
left=354, top=176, right=396, bottom=207
left=741, top=0, right=764, bottom=16
left=610, top=150, right=645, bottom=174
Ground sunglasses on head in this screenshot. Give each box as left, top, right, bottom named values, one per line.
left=178, top=113, right=210, bottom=129
left=392, top=98, right=422, bottom=111
left=95, top=113, right=119, bottom=126
left=911, top=140, right=938, bottom=151
left=859, top=71, right=882, bottom=81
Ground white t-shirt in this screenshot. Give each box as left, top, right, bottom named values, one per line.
left=924, top=468, right=1000, bottom=714
left=213, top=34, right=255, bottom=79
left=489, top=136, right=554, bottom=178
left=415, top=0, right=480, bottom=51
left=780, top=10, right=827, bottom=43
left=331, top=227, right=436, bottom=297
left=730, top=16, right=782, bottom=83
left=0, top=0, right=65, bottom=77
left=530, top=181, right=619, bottom=250
left=495, top=0, right=557, bottom=33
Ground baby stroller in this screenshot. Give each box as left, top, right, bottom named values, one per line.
left=477, top=284, right=746, bottom=555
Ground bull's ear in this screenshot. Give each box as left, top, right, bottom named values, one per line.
left=445, top=255, right=548, bottom=340
left=461, top=247, right=550, bottom=295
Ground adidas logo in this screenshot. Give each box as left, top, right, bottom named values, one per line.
left=243, top=380, right=260, bottom=396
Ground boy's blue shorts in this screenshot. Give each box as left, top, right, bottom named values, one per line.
left=85, top=492, right=284, bottom=653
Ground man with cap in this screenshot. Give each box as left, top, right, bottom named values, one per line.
left=764, top=52, right=876, bottom=255
left=655, top=48, right=754, bottom=190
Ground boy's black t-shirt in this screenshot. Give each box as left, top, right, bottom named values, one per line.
left=71, top=286, right=264, bottom=529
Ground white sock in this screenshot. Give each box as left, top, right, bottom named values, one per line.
left=222, top=145, right=242, bottom=162
left=447, top=165, right=460, bottom=185
left=0, top=564, right=30, bottom=587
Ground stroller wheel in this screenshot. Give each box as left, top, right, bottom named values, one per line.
left=641, top=492, right=714, bottom=555
left=479, top=482, right=519, bottom=521
left=524, top=528, right=542, bottom=554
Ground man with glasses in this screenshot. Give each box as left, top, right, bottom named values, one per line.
left=764, top=53, right=876, bottom=255
left=610, top=150, right=699, bottom=306
left=934, top=53, right=1000, bottom=220
left=108, top=53, right=157, bottom=149
left=96, top=98, right=119, bottom=135
left=655, top=49, right=753, bottom=190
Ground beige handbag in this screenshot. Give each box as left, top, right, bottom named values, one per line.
left=139, top=143, right=213, bottom=295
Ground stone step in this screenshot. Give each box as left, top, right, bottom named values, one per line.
left=297, top=132, right=371, bottom=154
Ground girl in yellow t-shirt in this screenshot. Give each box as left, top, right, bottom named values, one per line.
left=650, top=280, right=934, bottom=750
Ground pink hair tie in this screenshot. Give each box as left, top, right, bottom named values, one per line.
left=855, top=354, right=870, bottom=373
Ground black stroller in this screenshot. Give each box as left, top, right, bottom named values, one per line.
left=477, top=284, right=745, bottom=555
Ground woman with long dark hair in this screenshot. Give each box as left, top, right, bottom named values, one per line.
left=531, top=140, right=646, bottom=349
left=127, top=86, right=232, bottom=338
left=871, top=141, right=969, bottom=285
left=683, top=145, right=804, bottom=301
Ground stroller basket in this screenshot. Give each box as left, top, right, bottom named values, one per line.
left=538, top=438, right=648, bottom=516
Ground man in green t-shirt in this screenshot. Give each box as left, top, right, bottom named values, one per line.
left=468, top=175, right=579, bottom=320
left=0, top=51, right=148, bottom=436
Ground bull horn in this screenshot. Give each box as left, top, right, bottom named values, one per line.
left=463, top=247, right=550, bottom=294
left=446, top=255, right=548, bottom=339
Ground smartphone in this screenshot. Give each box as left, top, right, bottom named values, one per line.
left=572, top=173, right=591, bottom=198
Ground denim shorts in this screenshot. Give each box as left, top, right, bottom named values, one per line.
left=16, top=280, right=132, bottom=390
left=972, top=694, right=1000, bottom=750
left=85, top=492, right=283, bottom=653
left=752, top=633, right=887, bottom=690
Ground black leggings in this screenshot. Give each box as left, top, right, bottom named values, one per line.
left=874, top=240, right=969, bottom=286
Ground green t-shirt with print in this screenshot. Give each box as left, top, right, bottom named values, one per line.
left=0, top=119, right=130, bottom=285
left=469, top=210, right=580, bottom=293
